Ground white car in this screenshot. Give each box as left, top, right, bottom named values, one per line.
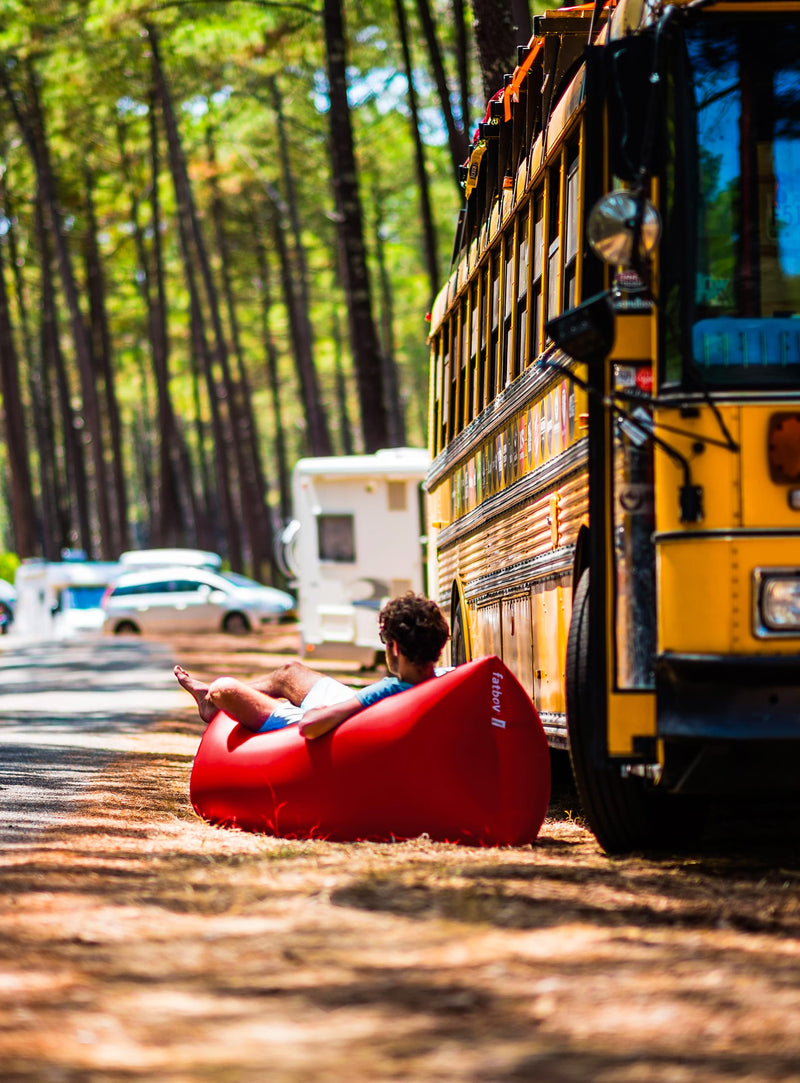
left=102, top=566, right=296, bottom=635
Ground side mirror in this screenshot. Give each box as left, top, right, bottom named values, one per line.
left=545, top=292, right=615, bottom=364
left=587, top=190, right=661, bottom=269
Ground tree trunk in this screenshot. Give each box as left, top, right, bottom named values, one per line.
left=415, top=0, right=469, bottom=182
left=511, top=0, right=532, bottom=46
left=372, top=183, right=406, bottom=447
left=83, top=165, right=129, bottom=555
left=268, top=76, right=333, bottom=459
left=0, top=224, right=37, bottom=556
left=452, top=0, right=472, bottom=140
left=3, top=60, right=114, bottom=557
left=34, top=191, right=92, bottom=556
left=331, top=306, right=355, bottom=456
left=1, top=177, right=58, bottom=559
left=207, top=131, right=277, bottom=581
left=252, top=209, right=293, bottom=526
left=117, top=103, right=190, bottom=547
left=147, top=24, right=244, bottom=570
left=324, top=0, right=390, bottom=452
left=147, top=94, right=196, bottom=544
left=469, top=0, right=518, bottom=100
left=267, top=206, right=317, bottom=459
left=394, top=0, right=441, bottom=303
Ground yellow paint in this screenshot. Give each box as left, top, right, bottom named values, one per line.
left=607, top=692, right=656, bottom=756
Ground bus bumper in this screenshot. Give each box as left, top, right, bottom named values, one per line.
left=656, top=653, right=800, bottom=740
left=653, top=653, right=800, bottom=793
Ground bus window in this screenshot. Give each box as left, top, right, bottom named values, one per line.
left=459, top=298, right=469, bottom=432
left=478, top=265, right=488, bottom=410
left=504, top=233, right=514, bottom=385
left=448, top=318, right=458, bottom=441
left=547, top=161, right=562, bottom=320
left=469, top=281, right=479, bottom=418
left=432, top=336, right=442, bottom=454
left=516, top=203, right=530, bottom=372
left=563, top=146, right=580, bottom=311
left=489, top=250, right=501, bottom=400
left=532, top=190, right=544, bottom=355
left=442, top=322, right=452, bottom=444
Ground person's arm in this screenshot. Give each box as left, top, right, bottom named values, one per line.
left=298, top=696, right=364, bottom=740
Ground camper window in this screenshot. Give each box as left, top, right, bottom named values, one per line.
left=317, top=514, right=356, bottom=563
left=387, top=482, right=408, bottom=511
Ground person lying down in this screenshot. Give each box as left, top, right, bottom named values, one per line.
left=175, top=592, right=450, bottom=740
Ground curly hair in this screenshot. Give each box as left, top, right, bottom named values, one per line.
left=378, top=592, right=450, bottom=666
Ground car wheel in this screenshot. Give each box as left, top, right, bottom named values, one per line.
left=223, top=611, right=251, bottom=635
left=114, top=620, right=141, bottom=635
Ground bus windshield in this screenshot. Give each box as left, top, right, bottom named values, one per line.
left=682, top=18, right=800, bottom=385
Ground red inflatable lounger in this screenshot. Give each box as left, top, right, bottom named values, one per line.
left=190, top=655, right=551, bottom=845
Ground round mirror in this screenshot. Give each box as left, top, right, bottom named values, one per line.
left=587, top=191, right=661, bottom=268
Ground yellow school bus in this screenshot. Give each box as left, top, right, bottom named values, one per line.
left=426, top=0, right=800, bottom=851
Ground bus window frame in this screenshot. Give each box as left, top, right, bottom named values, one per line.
left=479, top=262, right=489, bottom=411
left=503, top=228, right=515, bottom=387
left=469, top=279, right=479, bottom=419
left=489, top=247, right=502, bottom=403
left=516, top=200, right=532, bottom=373
left=547, top=153, right=564, bottom=323
left=459, top=296, right=469, bottom=432
left=563, top=140, right=582, bottom=312
left=532, top=186, right=545, bottom=359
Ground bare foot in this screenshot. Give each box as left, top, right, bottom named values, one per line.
left=174, top=665, right=218, bottom=725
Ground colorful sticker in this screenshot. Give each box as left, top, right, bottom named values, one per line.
left=561, top=383, right=568, bottom=448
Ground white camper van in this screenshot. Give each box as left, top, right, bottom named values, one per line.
left=13, top=556, right=122, bottom=639
left=282, top=447, right=430, bottom=665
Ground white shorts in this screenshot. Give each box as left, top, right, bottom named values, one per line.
left=259, top=676, right=354, bottom=732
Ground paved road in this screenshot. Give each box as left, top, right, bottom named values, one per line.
left=0, top=636, right=192, bottom=848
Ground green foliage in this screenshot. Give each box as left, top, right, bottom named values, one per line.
left=0, top=0, right=478, bottom=559
left=0, top=552, right=20, bottom=584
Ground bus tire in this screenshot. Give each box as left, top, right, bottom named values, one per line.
left=566, top=569, right=705, bottom=854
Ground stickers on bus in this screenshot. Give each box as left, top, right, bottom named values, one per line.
left=561, top=383, right=569, bottom=447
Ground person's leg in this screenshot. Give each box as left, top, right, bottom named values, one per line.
left=212, top=671, right=353, bottom=731
left=174, top=666, right=218, bottom=724
left=174, top=660, right=326, bottom=724
left=204, top=676, right=289, bottom=733
left=247, top=661, right=326, bottom=704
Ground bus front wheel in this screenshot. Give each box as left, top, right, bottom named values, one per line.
left=566, top=569, right=704, bottom=854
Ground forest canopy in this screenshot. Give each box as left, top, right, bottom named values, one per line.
left=0, top=0, right=539, bottom=578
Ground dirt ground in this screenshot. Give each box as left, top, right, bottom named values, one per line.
left=1, top=627, right=799, bottom=1082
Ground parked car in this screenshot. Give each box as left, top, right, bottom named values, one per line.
left=101, top=566, right=296, bottom=636
left=0, top=579, right=13, bottom=634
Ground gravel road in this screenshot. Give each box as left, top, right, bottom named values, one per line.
left=0, top=629, right=798, bottom=1082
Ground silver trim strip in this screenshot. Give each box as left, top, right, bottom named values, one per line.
left=656, top=529, right=800, bottom=543
left=540, top=711, right=568, bottom=748
left=437, top=438, right=589, bottom=550
left=465, top=545, right=575, bottom=600
left=426, top=347, right=578, bottom=491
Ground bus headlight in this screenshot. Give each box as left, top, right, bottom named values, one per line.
left=758, top=573, right=800, bottom=633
